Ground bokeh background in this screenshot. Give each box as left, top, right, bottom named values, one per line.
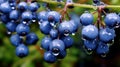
left=1, top=0, right=120, bottom=67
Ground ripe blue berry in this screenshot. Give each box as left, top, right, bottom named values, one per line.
left=49, top=29, right=58, bottom=39
left=16, top=23, right=30, bottom=36
left=9, top=10, right=19, bottom=20
left=17, top=2, right=28, bottom=11
left=0, top=2, right=12, bottom=14
left=41, top=36, right=52, bottom=51
left=57, top=50, right=67, bottom=59
left=96, top=41, right=109, bottom=56
left=61, top=36, right=74, bottom=48
left=104, top=13, right=120, bottom=28
left=58, top=21, right=74, bottom=36
left=10, top=34, right=22, bottom=47
left=80, top=12, right=94, bottom=26
left=39, top=21, right=52, bottom=35
left=26, top=33, right=38, bottom=45
left=16, top=44, right=29, bottom=58
left=44, top=51, right=57, bottom=63
left=6, top=21, right=17, bottom=32
left=47, top=11, right=61, bottom=22
left=82, top=25, right=98, bottom=40
left=37, top=11, right=48, bottom=22
left=29, top=2, right=39, bottom=12
left=49, top=39, right=65, bottom=56
left=21, top=11, right=32, bottom=22
left=99, top=28, right=115, bottom=43
left=0, top=14, right=10, bottom=24
left=83, top=39, right=97, bottom=51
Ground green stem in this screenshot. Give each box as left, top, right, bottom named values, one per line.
left=38, top=0, right=120, bottom=9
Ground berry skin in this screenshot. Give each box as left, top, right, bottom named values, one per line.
left=83, top=39, right=97, bottom=51
left=16, top=23, right=30, bottom=36
left=0, top=2, right=12, bottom=14
left=16, top=44, right=29, bottom=58
left=58, top=21, right=74, bottom=36
left=47, top=11, right=61, bottom=22
left=99, top=28, right=115, bottom=43
left=26, top=33, right=39, bottom=45
left=9, top=10, right=19, bottom=20
left=49, top=29, right=58, bottom=39
left=0, top=0, right=7, bottom=4
left=41, top=36, right=52, bottom=51
left=39, top=21, right=52, bottom=35
left=0, top=14, right=10, bottom=24
left=44, top=51, right=57, bottom=63
left=17, top=2, right=28, bottom=11
left=49, top=39, right=65, bottom=56
left=96, top=41, right=109, bottom=55
left=82, top=25, right=98, bottom=40
left=6, top=21, right=17, bottom=32
left=69, top=20, right=78, bottom=33
left=21, top=11, right=32, bottom=22
left=37, top=11, right=48, bottom=22
left=57, top=50, right=67, bottom=59
left=80, top=12, right=94, bottom=26
left=61, top=36, right=74, bottom=48
left=29, top=2, right=39, bottom=12
left=10, top=34, right=22, bottom=47
left=104, top=13, right=120, bottom=28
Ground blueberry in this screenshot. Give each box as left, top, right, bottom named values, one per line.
left=57, top=50, right=67, bottom=59
left=49, top=39, right=65, bottom=56
left=10, top=34, right=22, bottom=47
left=99, top=28, right=115, bottom=43
left=6, top=21, right=17, bottom=32
left=104, top=13, right=120, bottom=28
left=96, top=41, right=109, bottom=55
left=0, top=2, right=12, bottom=14
left=17, top=2, right=28, bottom=11
left=80, top=12, right=94, bottom=26
left=9, top=10, right=19, bottom=20
left=21, top=11, right=32, bottom=22
left=61, top=36, right=74, bottom=48
left=49, top=29, right=58, bottom=39
left=58, top=21, right=74, bottom=36
left=0, top=14, right=10, bottom=24
left=83, top=39, right=97, bottom=50
left=37, top=11, right=48, bottom=22
left=16, top=23, right=30, bottom=36
left=29, top=2, right=39, bottom=12
left=16, top=44, right=29, bottom=58
left=47, top=11, right=61, bottom=22
left=39, top=21, right=52, bottom=35
left=41, top=36, right=52, bottom=51
left=82, top=25, right=98, bottom=40
left=26, top=33, right=38, bottom=45
left=44, top=51, right=57, bottom=63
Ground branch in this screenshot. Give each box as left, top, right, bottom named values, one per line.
left=38, top=0, right=120, bottom=9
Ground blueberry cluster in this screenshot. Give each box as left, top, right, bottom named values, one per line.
left=80, top=12, right=120, bottom=57
left=0, top=1, right=39, bottom=58
left=38, top=10, right=81, bottom=63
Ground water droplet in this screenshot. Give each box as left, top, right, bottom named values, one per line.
left=7, top=31, right=11, bottom=35
left=53, top=52, right=59, bottom=56
left=101, top=54, right=106, bottom=57
left=32, top=20, right=36, bottom=22
left=72, top=33, right=75, bottom=36
left=11, top=7, right=15, bottom=10
left=64, top=33, right=69, bottom=36
left=23, top=21, right=27, bottom=24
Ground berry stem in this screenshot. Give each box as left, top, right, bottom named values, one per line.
left=39, top=0, right=120, bottom=11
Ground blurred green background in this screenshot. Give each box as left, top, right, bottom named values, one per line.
left=1, top=0, right=120, bottom=67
